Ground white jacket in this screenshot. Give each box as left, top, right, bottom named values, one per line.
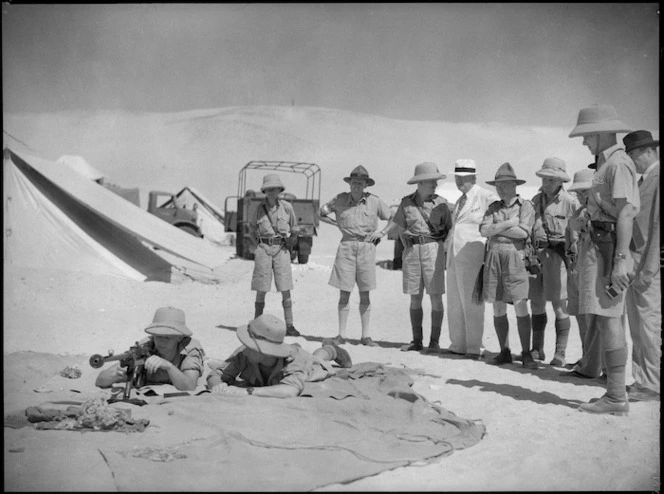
left=446, top=184, right=500, bottom=257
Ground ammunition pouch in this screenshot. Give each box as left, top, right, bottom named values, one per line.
left=524, top=241, right=542, bottom=276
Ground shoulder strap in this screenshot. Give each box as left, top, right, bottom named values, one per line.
left=262, top=202, right=278, bottom=236
left=538, top=195, right=553, bottom=240
left=412, top=199, right=437, bottom=235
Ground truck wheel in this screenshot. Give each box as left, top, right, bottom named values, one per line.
left=178, top=225, right=200, bottom=237
left=297, top=252, right=309, bottom=264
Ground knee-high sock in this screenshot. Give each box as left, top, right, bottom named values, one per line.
left=338, top=304, right=349, bottom=337
left=254, top=302, right=265, bottom=319
left=282, top=299, right=293, bottom=326
left=531, top=313, right=547, bottom=351
left=516, top=315, right=532, bottom=353
left=553, top=317, right=571, bottom=358
left=430, top=309, right=444, bottom=344
left=494, top=315, right=509, bottom=350
left=359, top=304, right=371, bottom=338
left=410, top=308, right=424, bottom=344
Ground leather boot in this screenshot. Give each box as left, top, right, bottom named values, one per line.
left=578, top=347, right=629, bottom=416
left=401, top=308, right=423, bottom=351
left=530, top=313, right=547, bottom=361
left=550, top=317, right=571, bottom=366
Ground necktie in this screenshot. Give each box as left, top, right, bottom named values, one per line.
left=455, top=193, right=467, bottom=220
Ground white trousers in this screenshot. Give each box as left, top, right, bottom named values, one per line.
left=447, top=241, right=486, bottom=354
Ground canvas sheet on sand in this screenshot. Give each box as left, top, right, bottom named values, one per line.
left=5, top=363, right=485, bottom=491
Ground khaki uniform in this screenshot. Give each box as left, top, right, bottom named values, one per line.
left=481, top=196, right=535, bottom=303
left=250, top=199, right=299, bottom=292
left=140, top=336, right=206, bottom=384
left=529, top=188, right=580, bottom=301
left=393, top=192, right=452, bottom=295
left=207, top=343, right=335, bottom=395
left=322, top=192, right=392, bottom=292
left=578, top=145, right=639, bottom=317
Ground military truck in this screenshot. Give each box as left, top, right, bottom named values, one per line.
left=224, top=161, right=321, bottom=264
left=147, top=190, right=202, bottom=237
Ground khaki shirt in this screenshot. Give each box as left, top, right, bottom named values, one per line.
left=252, top=199, right=299, bottom=238
left=480, top=195, right=535, bottom=240
left=393, top=192, right=452, bottom=237
left=587, top=144, right=640, bottom=222
left=532, top=188, right=580, bottom=244
left=139, top=336, right=206, bottom=384
left=321, top=192, right=392, bottom=239
left=207, top=344, right=332, bottom=394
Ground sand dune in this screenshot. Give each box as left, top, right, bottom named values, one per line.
left=4, top=105, right=587, bottom=208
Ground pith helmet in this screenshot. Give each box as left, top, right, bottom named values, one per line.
left=407, top=162, right=446, bottom=184
left=567, top=168, right=594, bottom=192
left=535, top=157, right=571, bottom=182
left=144, top=307, right=192, bottom=337
left=236, top=314, right=293, bottom=358
left=569, top=104, right=631, bottom=138
left=260, top=174, right=286, bottom=193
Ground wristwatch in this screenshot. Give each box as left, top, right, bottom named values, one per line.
left=246, top=387, right=254, bottom=395
left=614, top=252, right=628, bottom=261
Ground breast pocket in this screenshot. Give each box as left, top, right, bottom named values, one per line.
left=256, top=214, right=274, bottom=234
left=275, top=210, right=292, bottom=235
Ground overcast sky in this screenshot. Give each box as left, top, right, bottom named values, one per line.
left=2, top=3, right=659, bottom=130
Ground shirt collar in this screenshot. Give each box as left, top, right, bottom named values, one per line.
left=597, top=143, right=623, bottom=168
left=501, top=195, right=522, bottom=207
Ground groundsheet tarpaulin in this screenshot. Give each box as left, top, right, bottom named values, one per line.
left=5, top=362, right=485, bottom=491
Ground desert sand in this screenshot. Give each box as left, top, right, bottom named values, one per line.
left=4, top=106, right=660, bottom=490
left=4, top=223, right=660, bottom=491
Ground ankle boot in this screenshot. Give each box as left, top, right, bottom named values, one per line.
left=550, top=318, right=571, bottom=366
left=426, top=309, right=444, bottom=352
left=578, top=347, right=629, bottom=416
left=530, top=313, right=547, bottom=361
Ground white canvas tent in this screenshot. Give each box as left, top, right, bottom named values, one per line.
left=3, top=147, right=229, bottom=282
left=171, top=187, right=229, bottom=245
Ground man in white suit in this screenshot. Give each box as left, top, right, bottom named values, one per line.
left=444, top=160, right=499, bottom=358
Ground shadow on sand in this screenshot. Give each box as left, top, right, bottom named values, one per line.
left=445, top=378, right=586, bottom=409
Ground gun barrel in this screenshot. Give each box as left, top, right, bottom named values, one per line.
left=89, top=350, right=133, bottom=368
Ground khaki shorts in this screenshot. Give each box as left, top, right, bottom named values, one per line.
left=482, top=243, right=530, bottom=303
left=251, top=243, right=293, bottom=292
left=528, top=248, right=568, bottom=302
left=329, top=241, right=376, bottom=292
left=401, top=242, right=446, bottom=295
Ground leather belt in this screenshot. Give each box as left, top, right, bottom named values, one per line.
left=259, top=237, right=284, bottom=246
left=591, top=220, right=616, bottom=232
left=489, top=237, right=526, bottom=249
left=407, top=234, right=440, bottom=245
